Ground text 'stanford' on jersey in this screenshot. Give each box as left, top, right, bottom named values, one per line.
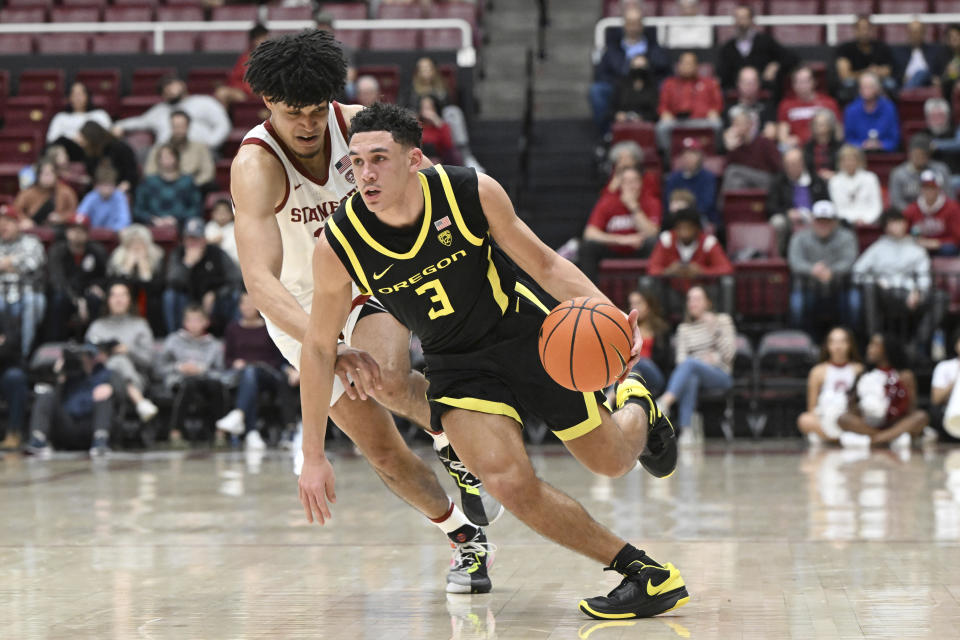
left=325, top=165, right=517, bottom=354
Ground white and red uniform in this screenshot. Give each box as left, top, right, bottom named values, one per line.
left=240, top=102, right=375, bottom=405
left=856, top=367, right=910, bottom=428
left=816, top=362, right=857, bottom=438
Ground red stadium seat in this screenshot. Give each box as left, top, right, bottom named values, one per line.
left=211, top=5, right=259, bottom=21
left=3, top=96, right=54, bottom=131
left=161, top=32, right=198, bottom=54
left=215, top=159, right=232, bottom=191
left=711, top=0, right=766, bottom=15
left=156, top=6, right=204, bottom=21
left=829, top=0, right=877, bottom=12
left=0, top=35, right=34, bottom=55
left=438, top=64, right=459, bottom=104
left=0, top=8, right=46, bottom=23
left=0, top=132, right=42, bottom=165
left=377, top=5, right=425, bottom=19
left=933, top=257, right=960, bottom=313
left=17, top=70, right=64, bottom=102
left=102, top=6, right=154, bottom=22
left=734, top=261, right=790, bottom=318
left=49, top=7, right=101, bottom=22
left=62, top=0, right=107, bottom=5
left=186, top=68, right=229, bottom=96
left=610, top=121, right=656, bottom=149
left=356, top=65, right=402, bottom=105
left=221, top=127, right=247, bottom=159
left=333, top=30, right=367, bottom=50
left=323, top=3, right=369, bottom=20
left=855, top=224, right=883, bottom=253
left=117, top=95, right=159, bottom=120
left=199, top=31, right=249, bottom=53
left=123, top=130, right=155, bottom=158
left=368, top=29, right=420, bottom=50
left=76, top=69, right=121, bottom=115
left=92, top=34, right=147, bottom=54
left=268, top=5, right=312, bottom=21
left=723, top=189, right=767, bottom=225
left=901, top=120, right=928, bottom=146
left=865, top=152, right=906, bottom=184
left=771, top=0, right=821, bottom=12
left=231, top=99, right=267, bottom=128
left=0, top=70, right=9, bottom=97
left=770, top=25, right=824, bottom=46
left=131, top=68, right=174, bottom=96
left=727, top=222, right=779, bottom=260
left=422, top=28, right=464, bottom=51
left=5, top=0, right=49, bottom=6
left=37, top=35, right=90, bottom=55
left=602, top=0, right=659, bottom=17
left=0, top=166, right=21, bottom=197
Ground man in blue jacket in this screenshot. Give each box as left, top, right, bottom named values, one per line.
left=844, top=72, right=900, bottom=152
left=663, top=137, right=719, bottom=230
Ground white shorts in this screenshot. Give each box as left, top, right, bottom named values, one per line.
left=264, top=285, right=385, bottom=407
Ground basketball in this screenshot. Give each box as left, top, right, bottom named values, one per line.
left=538, top=296, right=634, bottom=392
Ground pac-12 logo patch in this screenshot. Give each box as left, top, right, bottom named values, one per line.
left=438, top=230, right=453, bottom=246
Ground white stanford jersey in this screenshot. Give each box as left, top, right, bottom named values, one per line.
left=240, top=102, right=359, bottom=308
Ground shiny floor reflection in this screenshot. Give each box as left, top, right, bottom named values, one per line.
left=2, top=442, right=960, bottom=639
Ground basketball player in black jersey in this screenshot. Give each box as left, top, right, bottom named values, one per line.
left=299, top=103, right=689, bottom=619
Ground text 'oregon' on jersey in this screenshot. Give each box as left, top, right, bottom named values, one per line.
left=324, top=165, right=517, bottom=354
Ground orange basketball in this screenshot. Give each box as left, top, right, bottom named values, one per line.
left=538, top=297, right=634, bottom=392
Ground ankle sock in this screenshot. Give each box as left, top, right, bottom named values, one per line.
left=430, top=499, right=477, bottom=543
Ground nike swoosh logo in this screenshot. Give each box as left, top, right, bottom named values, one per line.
left=294, top=183, right=303, bottom=190
left=372, top=264, right=395, bottom=280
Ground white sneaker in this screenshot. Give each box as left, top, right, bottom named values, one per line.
left=678, top=428, right=698, bottom=447
left=921, top=426, right=938, bottom=447
left=890, top=432, right=911, bottom=450
left=839, top=431, right=871, bottom=448
left=244, top=429, right=266, bottom=451
left=135, top=399, right=158, bottom=422
left=215, top=409, right=245, bottom=435
left=806, top=432, right=823, bottom=446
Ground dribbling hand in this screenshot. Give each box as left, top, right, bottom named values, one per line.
left=299, top=456, right=337, bottom=525
left=618, top=309, right=643, bottom=383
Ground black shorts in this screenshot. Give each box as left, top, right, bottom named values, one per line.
left=424, top=281, right=609, bottom=441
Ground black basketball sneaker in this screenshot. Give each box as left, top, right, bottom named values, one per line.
left=579, top=553, right=689, bottom=619
left=435, top=439, right=505, bottom=527
left=616, top=372, right=677, bottom=478
left=446, top=525, right=495, bottom=594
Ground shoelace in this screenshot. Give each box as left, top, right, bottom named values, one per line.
left=451, top=539, right=499, bottom=569
left=445, top=458, right=478, bottom=481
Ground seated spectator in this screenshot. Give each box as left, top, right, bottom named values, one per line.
left=0, top=207, right=45, bottom=356
left=46, top=215, right=109, bottom=341
left=890, top=133, right=952, bottom=211
left=417, top=95, right=461, bottom=166
left=903, top=170, right=960, bottom=256
left=0, top=311, right=28, bottom=449
left=838, top=333, right=928, bottom=448
left=828, top=145, right=882, bottom=225
left=144, top=111, right=215, bottom=190
left=134, top=144, right=203, bottom=229
left=797, top=327, right=863, bottom=446
left=894, top=20, right=945, bottom=89
left=724, top=66, right=776, bottom=136
left=163, top=218, right=241, bottom=335
left=931, top=329, right=960, bottom=432
left=113, top=76, right=231, bottom=151
left=46, top=82, right=112, bottom=145
left=579, top=167, right=659, bottom=282
left=804, top=108, right=843, bottom=181
left=720, top=106, right=781, bottom=193
left=787, top=200, right=860, bottom=336
left=926, top=98, right=960, bottom=175
left=157, top=304, right=226, bottom=443
left=13, top=158, right=78, bottom=229
left=663, top=0, right=713, bottom=50
left=75, top=121, right=139, bottom=193
left=656, top=285, right=735, bottom=446
left=716, top=4, right=797, bottom=97
left=777, top=66, right=841, bottom=149
left=624, top=288, right=671, bottom=397
left=85, top=282, right=158, bottom=424
left=942, top=24, right=960, bottom=97
left=645, top=207, right=734, bottom=316
left=76, top=165, right=132, bottom=232
left=19, top=144, right=86, bottom=195
left=853, top=208, right=944, bottom=359
left=766, top=147, right=830, bottom=255
left=612, top=54, right=659, bottom=124
left=589, top=4, right=669, bottom=135
left=602, top=142, right=661, bottom=210
left=215, top=292, right=299, bottom=450
left=107, top=224, right=165, bottom=336
left=205, top=199, right=238, bottom=265
left=843, top=73, right=900, bottom=152
left=834, top=15, right=897, bottom=101
left=26, top=344, right=117, bottom=457
left=214, top=24, right=270, bottom=108
left=654, top=51, right=724, bottom=153
left=663, top=138, right=719, bottom=229
left=355, top=75, right=380, bottom=108
left=667, top=188, right=697, bottom=217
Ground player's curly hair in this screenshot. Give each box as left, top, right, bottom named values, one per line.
left=348, top=102, right=422, bottom=148
left=243, top=30, right=346, bottom=108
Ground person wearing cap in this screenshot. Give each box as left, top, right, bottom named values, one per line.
left=76, top=164, right=131, bottom=232
left=889, top=133, right=952, bottom=211
left=903, top=169, right=960, bottom=256
left=0, top=205, right=45, bottom=356
left=645, top=206, right=734, bottom=317
left=787, top=200, right=860, bottom=337
left=134, top=143, right=203, bottom=230
left=45, top=213, right=109, bottom=341
left=766, top=147, right=830, bottom=256
left=663, top=138, right=719, bottom=229
left=828, top=145, right=882, bottom=226
left=842, top=72, right=900, bottom=153
left=163, top=217, right=242, bottom=335
left=654, top=51, right=724, bottom=153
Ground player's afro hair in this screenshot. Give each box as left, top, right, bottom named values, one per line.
left=243, top=30, right=346, bottom=108
left=348, top=102, right=422, bottom=148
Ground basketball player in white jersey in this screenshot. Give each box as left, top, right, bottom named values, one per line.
left=229, top=30, right=498, bottom=593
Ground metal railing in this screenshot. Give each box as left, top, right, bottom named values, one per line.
left=0, top=18, right=477, bottom=67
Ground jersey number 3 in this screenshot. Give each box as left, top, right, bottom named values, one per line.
left=415, top=279, right=454, bottom=319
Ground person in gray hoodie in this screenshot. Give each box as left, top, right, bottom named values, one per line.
left=788, top=200, right=860, bottom=338
left=889, top=134, right=952, bottom=211
left=85, top=281, right=158, bottom=423
left=853, top=207, right=945, bottom=358
left=158, top=303, right=225, bottom=442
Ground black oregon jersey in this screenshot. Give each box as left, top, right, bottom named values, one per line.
left=324, top=165, right=517, bottom=354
